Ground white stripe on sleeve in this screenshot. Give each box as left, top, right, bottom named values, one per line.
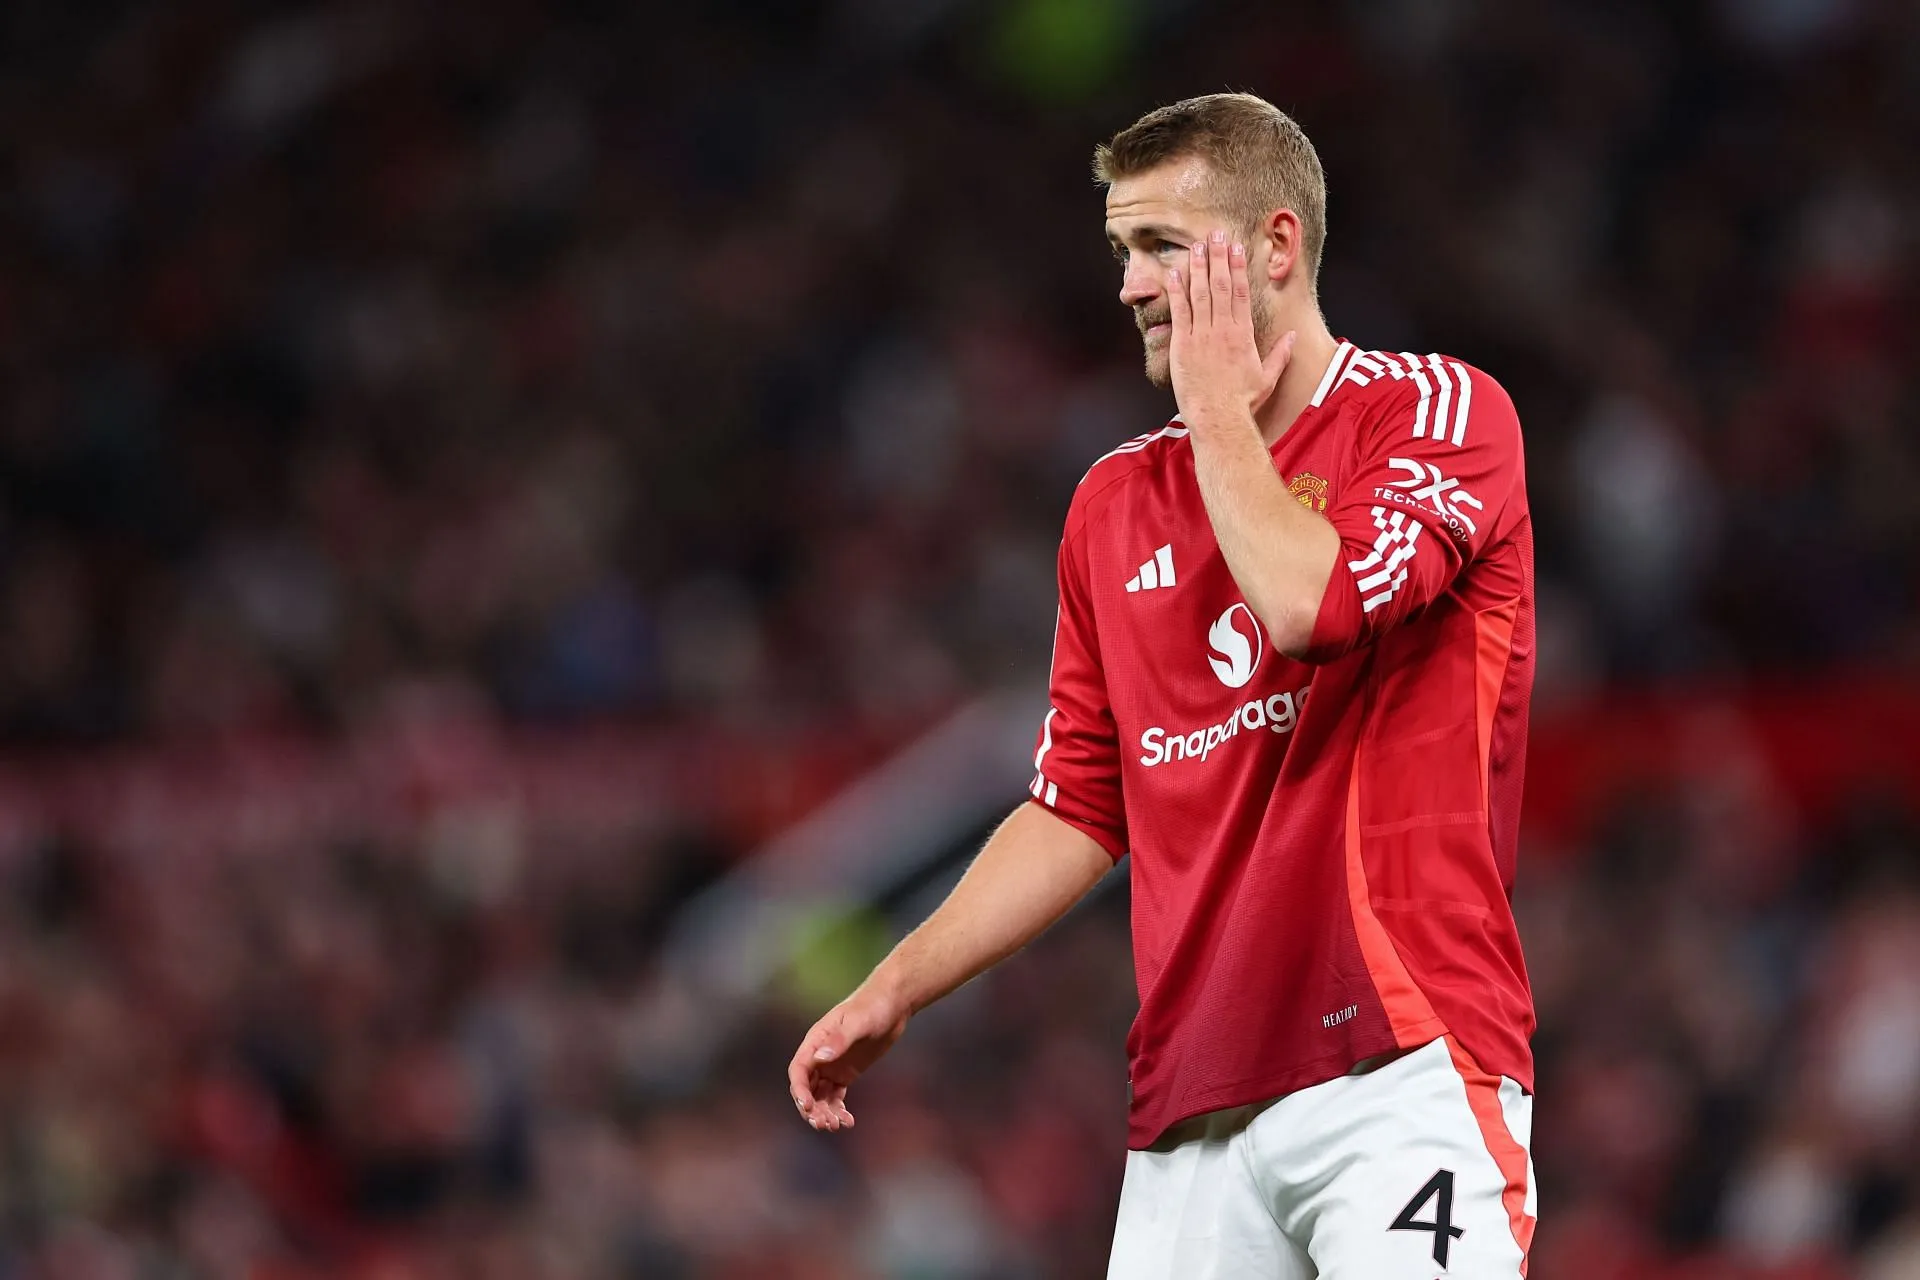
left=1034, top=707, right=1059, bottom=770
left=1402, top=353, right=1435, bottom=439
left=1426, top=356, right=1454, bottom=448
left=1448, top=361, right=1472, bottom=446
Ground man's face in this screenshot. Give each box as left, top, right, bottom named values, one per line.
left=1105, top=157, right=1272, bottom=388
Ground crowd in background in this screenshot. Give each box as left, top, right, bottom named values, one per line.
left=5, top=759, right=1920, bottom=1279
left=2, top=0, right=1919, bottom=1275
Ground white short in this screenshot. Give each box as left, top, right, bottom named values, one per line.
left=1107, top=1037, right=1536, bottom=1279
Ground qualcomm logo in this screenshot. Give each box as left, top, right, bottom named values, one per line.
left=1207, top=603, right=1263, bottom=689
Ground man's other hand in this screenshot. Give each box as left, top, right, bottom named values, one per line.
left=787, top=981, right=910, bottom=1132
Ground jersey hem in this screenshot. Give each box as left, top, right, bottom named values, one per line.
left=1126, top=1016, right=1451, bottom=1149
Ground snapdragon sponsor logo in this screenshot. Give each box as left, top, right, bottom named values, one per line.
left=1207, top=603, right=1262, bottom=688
left=1139, top=684, right=1311, bottom=768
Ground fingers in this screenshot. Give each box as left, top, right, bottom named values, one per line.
left=812, top=1035, right=857, bottom=1131
left=792, top=1064, right=855, bottom=1131
left=1262, top=328, right=1300, bottom=391
left=819, top=1080, right=856, bottom=1129
left=789, top=1024, right=834, bottom=1129
left=815, top=1078, right=855, bottom=1131
left=1189, top=240, right=1211, bottom=327
left=788, top=1019, right=857, bottom=1133
left=788, top=1047, right=819, bottom=1122
left=1182, top=233, right=1244, bottom=333
left=1167, top=263, right=1190, bottom=332
left=1228, top=239, right=1251, bottom=329
left=1207, top=229, right=1232, bottom=316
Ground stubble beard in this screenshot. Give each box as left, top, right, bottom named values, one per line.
left=1144, top=336, right=1171, bottom=388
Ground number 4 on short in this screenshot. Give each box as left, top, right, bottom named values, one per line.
left=1390, top=1169, right=1464, bottom=1267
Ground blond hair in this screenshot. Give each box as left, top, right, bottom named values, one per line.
left=1093, top=93, right=1327, bottom=285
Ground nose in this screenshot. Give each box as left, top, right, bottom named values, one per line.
left=1118, top=256, right=1160, bottom=309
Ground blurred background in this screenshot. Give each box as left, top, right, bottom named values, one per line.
left=2, top=0, right=1919, bottom=1276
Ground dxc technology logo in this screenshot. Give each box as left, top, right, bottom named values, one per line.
left=1207, top=604, right=1263, bottom=689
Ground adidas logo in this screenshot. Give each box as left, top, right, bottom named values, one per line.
left=1125, top=544, right=1176, bottom=593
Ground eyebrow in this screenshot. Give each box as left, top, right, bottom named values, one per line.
left=1105, top=222, right=1189, bottom=248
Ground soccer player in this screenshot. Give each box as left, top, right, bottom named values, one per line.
left=787, top=93, right=1536, bottom=1278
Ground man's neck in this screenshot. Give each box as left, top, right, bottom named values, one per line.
left=1253, top=315, right=1340, bottom=449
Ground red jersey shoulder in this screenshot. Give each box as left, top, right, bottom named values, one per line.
left=1065, top=419, right=1191, bottom=538
left=1331, top=349, right=1520, bottom=454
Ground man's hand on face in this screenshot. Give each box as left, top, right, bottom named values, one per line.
left=1167, top=228, right=1296, bottom=433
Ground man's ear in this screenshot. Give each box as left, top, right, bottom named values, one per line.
left=1263, top=208, right=1302, bottom=284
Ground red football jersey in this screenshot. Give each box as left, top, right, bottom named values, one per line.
left=1031, top=341, right=1536, bottom=1149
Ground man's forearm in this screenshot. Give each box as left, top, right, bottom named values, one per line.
left=866, top=802, right=1114, bottom=1015
left=1187, top=414, right=1340, bottom=656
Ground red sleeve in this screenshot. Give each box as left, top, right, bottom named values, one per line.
left=1028, top=511, right=1128, bottom=860
left=1305, top=358, right=1524, bottom=662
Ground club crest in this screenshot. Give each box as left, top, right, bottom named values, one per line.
left=1287, top=471, right=1329, bottom=513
